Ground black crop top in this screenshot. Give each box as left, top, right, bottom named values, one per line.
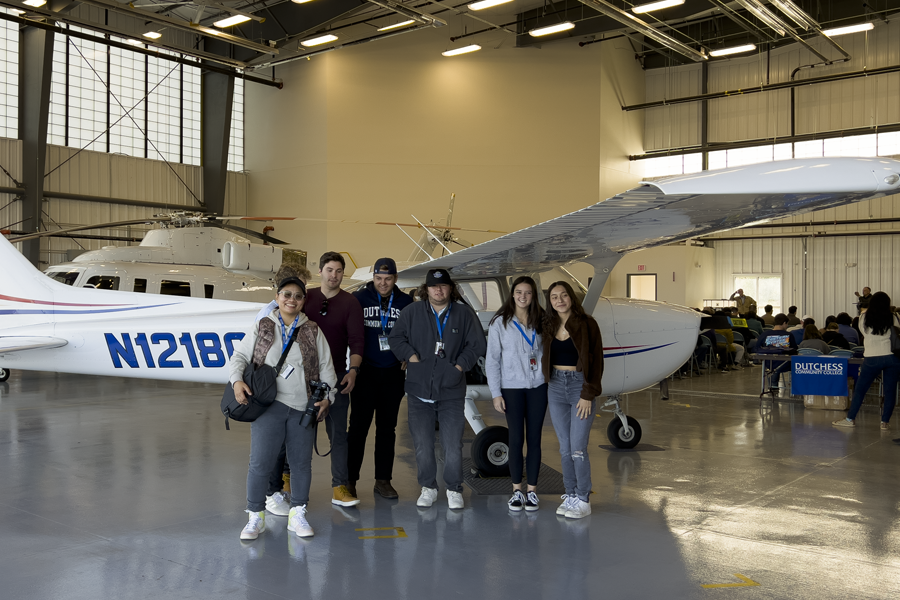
left=550, top=337, right=578, bottom=366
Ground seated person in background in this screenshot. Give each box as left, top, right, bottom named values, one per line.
left=761, top=305, right=775, bottom=326
left=756, top=314, right=798, bottom=391
left=787, top=306, right=801, bottom=327
left=715, top=317, right=742, bottom=371
left=790, top=317, right=815, bottom=345
left=745, top=310, right=764, bottom=335
left=836, top=312, right=860, bottom=346
left=822, top=315, right=837, bottom=333
left=799, top=324, right=832, bottom=354
left=822, top=322, right=850, bottom=349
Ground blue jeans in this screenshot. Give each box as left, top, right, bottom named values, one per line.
left=247, top=402, right=316, bottom=511
left=407, top=396, right=465, bottom=492
left=847, top=354, right=900, bottom=422
left=547, top=370, right=595, bottom=502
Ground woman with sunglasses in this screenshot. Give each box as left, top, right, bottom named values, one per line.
left=542, top=281, right=604, bottom=520
left=486, top=276, right=547, bottom=512
left=230, top=277, right=337, bottom=540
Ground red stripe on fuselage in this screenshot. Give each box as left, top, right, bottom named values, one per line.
left=0, top=293, right=129, bottom=307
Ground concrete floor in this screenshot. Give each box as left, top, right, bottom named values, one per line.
left=1, top=366, right=899, bottom=599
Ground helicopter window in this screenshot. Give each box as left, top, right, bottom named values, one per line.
left=86, top=275, right=120, bottom=290
left=47, top=270, right=81, bottom=286
left=133, top=279, right=147, bottom=293
left=160, top=280, right=192, bottom=297
left=204, top=284, right=214, bottom=299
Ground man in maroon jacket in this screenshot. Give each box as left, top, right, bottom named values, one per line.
left=303, top=251, right=365, bottom=507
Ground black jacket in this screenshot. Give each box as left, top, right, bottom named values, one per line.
left=353, top=282, right=414, bottom=369
left=388, top=300, right=487, bottom=401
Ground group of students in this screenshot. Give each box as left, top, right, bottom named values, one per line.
left=229, top=254, right=605, bottom=541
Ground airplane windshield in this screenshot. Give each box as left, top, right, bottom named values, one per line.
left=46, top=270, right=81, bottom=286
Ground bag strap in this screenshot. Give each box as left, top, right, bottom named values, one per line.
left=312, top=413, right=334, bottom=457
left=274, top=326, right=300, bottom=372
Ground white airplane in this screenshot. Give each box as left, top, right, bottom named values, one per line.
left=2, top=157, right=899, bottom=474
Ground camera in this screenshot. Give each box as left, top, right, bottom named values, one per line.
left=300, top=380, right=331, bottom=428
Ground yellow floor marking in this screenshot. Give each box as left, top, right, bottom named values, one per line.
left=356, top=526, right=407, bottom=539
left=701, top=574, right=760, bottom=589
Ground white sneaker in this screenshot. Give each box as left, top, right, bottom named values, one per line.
left=447, top=489, right=464, bottom=510
left=564, top=498, right=591, bottom=519
left=240, top=510, right=266, bottom=540
left=556, top=494, right=575, bottom=516
left=288, top=505, right=314, bottom=537
left=266, top=492, right=291, bottom=516
left=417, top=487, right=439, bottom=508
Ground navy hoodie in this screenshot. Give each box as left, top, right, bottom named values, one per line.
left=353, top=282, right=414, bottom=369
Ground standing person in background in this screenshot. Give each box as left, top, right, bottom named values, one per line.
left=787, top=306, right=801, bottom=327
left=855, top=287, right=873, bottom=315
left=542, top=281, right=604, bottom=520
left=348, top=258, right=414, bottom=500
left=833, top=292, right=900, bottom=431
left=388, top=269, right=487, bottom=511
left=486, top=276, right=547, bottom=513
left=303, top=251, right=365, bottom=508
left=729, top=289, right=757, bottom=316
left=761, top=305, right=775, bottom=326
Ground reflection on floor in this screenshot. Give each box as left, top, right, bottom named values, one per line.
left=1, top=367, right=898, bottom=599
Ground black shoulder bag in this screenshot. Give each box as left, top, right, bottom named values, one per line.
left=220, top=327, right=299, bottom=430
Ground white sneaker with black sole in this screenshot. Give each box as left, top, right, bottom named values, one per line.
left=265, top=491, right=291, bottom=516
left=240, top=510, right=266, bottom=540
left=507, top=490, right=525, bottom=512
left=556, top=494, right=575, bottom=516
left=447, top=489, right=464, bottom=510
left=288, top=505, right=314, bottom=537
left=564, top=498, right=591, bottom=519
left=417, top=486, right=439, bottom=508
left=525, top=491, right=540, bottom=512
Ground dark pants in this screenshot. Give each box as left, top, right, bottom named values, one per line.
left=347, top=365, right=406, bottom=482
left=266, top=443, right=290, bottom=496
left=327, top=370, right=351, bottom=488
left=847, top=354, right=900, bottom=422
left=501, top=385, right=548, bottom=486
left=407, top=395, right=465, bottom=492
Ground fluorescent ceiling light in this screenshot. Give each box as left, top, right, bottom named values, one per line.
left=143, top=31, right=162, bottom=39
left=377, top=19, right=415, bottom=31
left=301, top=34, right=338, bottom=47
left=823, top=22, right=874, bottom=37
left=632, top=0, right=684, bottom=14
left=213, top=14, right=251, bottom=28
left=22, top=0, right=47, bottom=6
left=768, top=0, right=815, bottom=30
left=124, top=39, right=144, bottom=46
left=442, top=44, right=481, bottom=57
left=291, top=0, right=313, bottom=3
left=468, top=0, right=513, bottom=9
left=8, top=7, right=24, bottom=12
left=733, top=0, right=790, bottom=37
left=528, top=21, right=575, bottom=37
left=709, top=43, right=756, bottom=57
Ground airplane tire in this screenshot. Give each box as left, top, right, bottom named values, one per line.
left=471, top=426, right=510, bottom=477
left=0, top=368, right=9, bottom=382
left=607, top=416, right=642, bottom=449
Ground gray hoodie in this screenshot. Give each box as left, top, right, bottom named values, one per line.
left=485, top=316, right=545, bottom=398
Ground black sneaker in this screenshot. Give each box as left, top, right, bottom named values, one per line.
left=525, top=491, right=539, bottom=512
left=508, top=490, right=525, bottom=512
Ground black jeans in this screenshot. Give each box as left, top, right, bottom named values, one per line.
left=501, top=385, right=548, bottom=486
left=347, top=365, right=406, bottom=482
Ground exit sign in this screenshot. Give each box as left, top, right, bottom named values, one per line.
left=638, top=265, right=645, bottom=271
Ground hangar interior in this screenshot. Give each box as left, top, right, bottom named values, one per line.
left=1, top=0, right=900, bottom=597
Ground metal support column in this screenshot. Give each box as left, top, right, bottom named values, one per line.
left=700, top=61, right=709, bottom=171
left=19, top=27, right=55, bottom=266
left=201, top=68, right=234, bottom=216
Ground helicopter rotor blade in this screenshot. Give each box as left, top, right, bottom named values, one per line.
left=214, top=222, right=289, bottom=245
left=8, top=217, right=172, bottom=243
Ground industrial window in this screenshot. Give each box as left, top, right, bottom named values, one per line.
left=204, top=284, right=214, bottom=299
left=86, top=275, right=120, bottom=290
left=133, top=278, right=147, bottom=293
left=0, top=8, right=18, bottom=139
left=47, top=270, right=81, bottom=286
left=160, top=280, right=192, bottom=296
left=733, top=275, right=781, bottom=315
left=229, top=78, right=244, bottom=171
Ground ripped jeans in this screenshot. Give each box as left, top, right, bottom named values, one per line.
left=547, top=369, right=595, bottom=502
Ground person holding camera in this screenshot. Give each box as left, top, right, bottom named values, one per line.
left=348, top=258, right=414, bottom=499
left=231, top=277, right=337, bottom=540
left=388, top=268, right=487, bottom=510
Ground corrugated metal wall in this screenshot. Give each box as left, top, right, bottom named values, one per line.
left=643, top=64, right=702, bottom=151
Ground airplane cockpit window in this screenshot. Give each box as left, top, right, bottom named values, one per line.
left=47, top=270, right=81, bottom=286
left=160, top=280, right=192, bottom=297
left=85, top=275, right=120, bottom=290
left=133, top=279, right=147, bottom=293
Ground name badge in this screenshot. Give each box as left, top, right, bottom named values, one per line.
left=529, top=351, right=538, bottom=372
left=378, top=335, right=391, bottom=351
left=435, top=341, right=445, bottom=358
left=280, top=364, right=295, bottom=379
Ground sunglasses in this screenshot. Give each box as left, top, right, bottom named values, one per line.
left=278, top=290, right=304, bottom=300
left=320, top=298, right=329, bottom=316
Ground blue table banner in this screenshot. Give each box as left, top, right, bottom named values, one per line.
left=790, top=356, right=849, bottom=396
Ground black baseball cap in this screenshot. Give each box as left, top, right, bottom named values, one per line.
left=425, top=268, right=453, bottom=286
left=277, top=277, right=307, bottom=296
left=374, top=257, right=398, bottom=275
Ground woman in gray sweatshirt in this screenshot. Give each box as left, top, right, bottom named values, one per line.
left=486, top=276, right=547, bottom=512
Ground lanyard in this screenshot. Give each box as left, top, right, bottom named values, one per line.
left=511, top=320, right=535, bottom=349
left=432, top=304, right=452, bottom=341
left=380, top=291, right=395, bottom=333
left=278, top=313, right=299, bottom=353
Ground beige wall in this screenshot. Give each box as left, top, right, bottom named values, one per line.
left=602, top=245, right=715, bottom=308
left=246, top=26, right=646, bottom=274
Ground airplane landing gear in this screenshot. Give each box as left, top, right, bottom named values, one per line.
left=601, top=395, right=642, bottom=449
left=0, top=368, right=9, bottom=382
left=471, top=426, right=509, bottom=477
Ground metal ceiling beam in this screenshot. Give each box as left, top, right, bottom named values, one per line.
left=367, top=0, right=448, bottom=28
left=423, top=0, right=516, bottom=35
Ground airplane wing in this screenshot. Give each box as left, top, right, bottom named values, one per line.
left=397, top=157, right=900, bottom=281
left=0, top=337, right=69, bottom=354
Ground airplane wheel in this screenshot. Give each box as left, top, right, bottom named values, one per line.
left=607, top=416, right=642, bottom=449
left=0, top=368, right=9, bottom=382
left=471, top=426, right=510, bottom=477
